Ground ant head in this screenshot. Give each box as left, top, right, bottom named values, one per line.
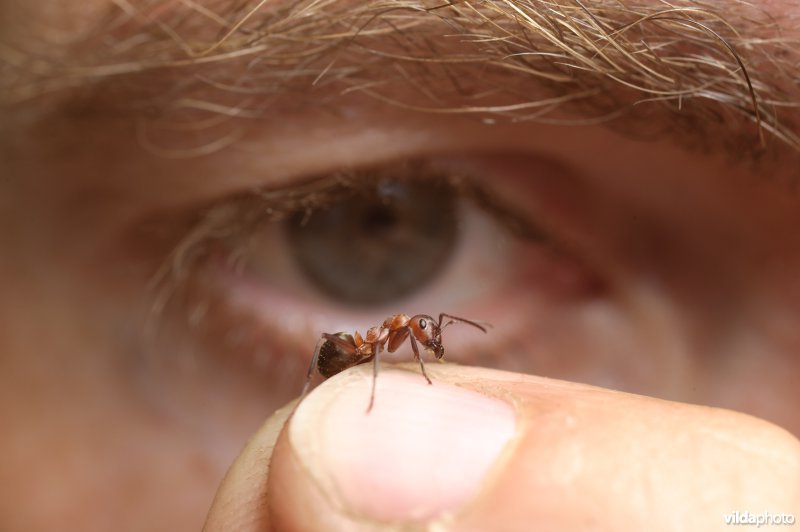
left=409, top=314, right=441, bottom=349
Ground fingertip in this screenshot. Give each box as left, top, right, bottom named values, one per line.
left=268, top=365, right=517, bottom=529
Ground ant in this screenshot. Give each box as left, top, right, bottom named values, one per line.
left=301, top=313, right=489, bottom=411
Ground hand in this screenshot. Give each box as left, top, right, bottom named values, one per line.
left=204, top=364, right=800, bottom=531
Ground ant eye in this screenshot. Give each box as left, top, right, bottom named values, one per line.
left=419, top=318, right=427, bottom=329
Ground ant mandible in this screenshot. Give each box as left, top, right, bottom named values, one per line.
left=301, top=313, right=489, bottom=411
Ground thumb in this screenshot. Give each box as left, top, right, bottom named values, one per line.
left=205, top=364, right=800, bottom=531
left=202, top=398, right=296, bottom=532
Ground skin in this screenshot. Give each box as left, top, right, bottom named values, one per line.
left=1, top=1, right=800, bottom=531
left=206, top=365, right=800, bottom=531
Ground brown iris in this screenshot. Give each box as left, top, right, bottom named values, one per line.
left=285, top=176, right=458, bottom=306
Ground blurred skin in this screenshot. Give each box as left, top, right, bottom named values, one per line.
left=1, top=1, right=800, bottom=531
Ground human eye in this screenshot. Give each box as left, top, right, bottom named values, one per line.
left=141, top=153, right=602, bottom=408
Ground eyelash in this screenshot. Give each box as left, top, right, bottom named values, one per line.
left=148, top=159, right=546, bottom=298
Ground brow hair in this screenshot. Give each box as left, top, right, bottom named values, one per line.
left=2, top=0, right=799, bottom=156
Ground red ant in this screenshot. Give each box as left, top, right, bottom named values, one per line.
left=301, top=313, right=489, bottom=411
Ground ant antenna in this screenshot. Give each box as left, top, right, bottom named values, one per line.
left=438, top=313, right=490, bottom=332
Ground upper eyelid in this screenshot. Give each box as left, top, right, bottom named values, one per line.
left=197, top=160, right=548, bottom=242
left=119, top=114, right=553, bottom=211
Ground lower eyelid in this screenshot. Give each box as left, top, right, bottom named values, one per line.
left=172, top=210, right=592, bottom=379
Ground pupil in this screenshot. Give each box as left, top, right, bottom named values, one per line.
left=362, top=206, right=397, bottom=237
left=285, top=176, right=457, bottom=306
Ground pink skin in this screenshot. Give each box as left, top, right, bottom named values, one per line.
left=2, top=1, right=800, bottom=530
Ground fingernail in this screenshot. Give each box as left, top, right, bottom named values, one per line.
left=289, top=366, right=516, bottom=523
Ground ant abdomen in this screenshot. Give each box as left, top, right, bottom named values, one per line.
left=317, top=332, right=364, bottom=378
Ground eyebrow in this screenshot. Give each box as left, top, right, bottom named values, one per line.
left=4, top=0, right=800, bottom=157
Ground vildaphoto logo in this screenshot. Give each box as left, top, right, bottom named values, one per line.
left=724, top=511, right=796, bottom=527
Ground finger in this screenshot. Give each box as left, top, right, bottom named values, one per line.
left=202, top=399, right=297, bottom=532
left=267, top=363, right=800, bottom=531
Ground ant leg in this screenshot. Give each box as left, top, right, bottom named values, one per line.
left=301, top=337, right=327, bottom=400
left=367, top=342, right=381, bottom=413
left=438, top=313, right=490, bottom=333
left=409, top=335, right=433, bottom=385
